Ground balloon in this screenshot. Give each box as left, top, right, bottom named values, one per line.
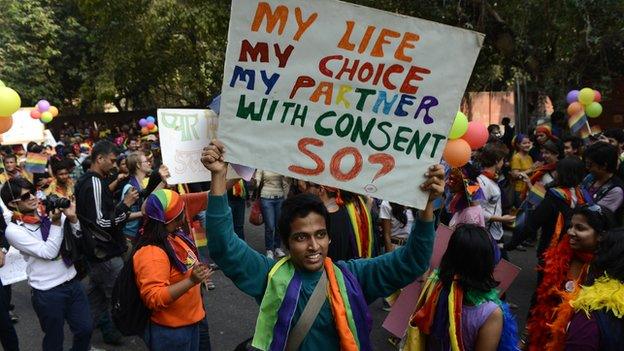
left=585, top=102, right=603, bottom=118
left=0, top=87, right=21, bottom=116
left=146, top=116, right=155, bottom=123
left=461, top=121, right=489, bottom=150
left=139, top=118, right=147, bottom=127
left=0, top=116, right=12, bottom=133
left=40, top=111, right=53, bottom=123
left=0, top=80, right=4, bottom=87
left=449, top=112, right=469, bottom=140
left=578, top=88, right=595, bottom=105
left=48, top=106, right=59, bottom=117
left=443, top=139, right=471, bottom=168
left=146, top=122, right=155, bottom=129
left=30, top=109, right=41, bottom=119
left=566, top=90, right=579, bottom=104
left=594, top=90, right=602, bottom=103
left=567, top=102, right=584, bottom=116
left=151, top=125, right=158, bottom=133
left=37, top=100, right=50, bottom=112
left=141, top=127, right=149, bottom=135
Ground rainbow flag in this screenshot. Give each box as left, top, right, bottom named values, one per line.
left=580, top=125, right=602, bottom=140
left=24, top=153, right=48, bottom=174
left=568, top=112, right=587, bottom=135
left=527, top=183, right=546, bottom=206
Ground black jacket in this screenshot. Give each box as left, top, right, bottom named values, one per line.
left=74, top=171, right=129, bottom=261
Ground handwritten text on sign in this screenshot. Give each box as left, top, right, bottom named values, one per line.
left=219, top=0, right=483, bottom=208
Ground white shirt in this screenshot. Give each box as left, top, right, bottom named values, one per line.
left=379, top=200, right=415, bottom=239
left=5, top=215, right=79, bottom=290
left=477, top=174, right=504, bottom=240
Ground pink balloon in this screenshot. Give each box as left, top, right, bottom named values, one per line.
left=594, top=90, right=602, bottom=103
left=461, top=121, right=489, bottom=150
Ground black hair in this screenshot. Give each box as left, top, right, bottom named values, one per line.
left=478, top=143, right=507, bottom=167
left=439, top=224, right=498, bottom=292
left=501, top=117, right=511, bottom=125
left=389, top=202, right=417, bottom=228
left=0, top=178, right=35, bottom=211
left=603, top=128, right=624, bottom=144
left=584, top=142, right=619, bottom=173
left=554, top=157, right=586, bottom=188
left=593, top=228, right=624, bottom=282
left=278, top=193, right=330, bottom=249
left=27, top=142, right=42, bottom=153
left=572, top=205, right=614, bottom=237
left=81, top=158, right=92, bottom=172
left=487, top=124, right=500, bottom=134
left=51, top=158, right=73, bottom=175
left=562, top=135, right=583, bottom=151
left=541, top=140, right=561, bottom=158
left=3, top=154, right=16, bottom=163
left=135, top=218, right=184, bottom=272
left=91, top=140, right=118, bottom=162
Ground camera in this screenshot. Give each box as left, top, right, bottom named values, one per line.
left=42, top=194, right=71, bottom=211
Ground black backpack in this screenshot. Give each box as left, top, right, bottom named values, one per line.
left=111, top=252, right=150, bottom=336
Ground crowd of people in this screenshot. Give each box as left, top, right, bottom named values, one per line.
left=0, top=112, right=623, bottom=351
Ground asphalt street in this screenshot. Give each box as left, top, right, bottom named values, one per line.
left=7, top=217, right=537, bottom=351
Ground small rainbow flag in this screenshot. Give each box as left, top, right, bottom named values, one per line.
left=24, top=153, right=48, bottom=174
left=527, top=183, right=546, bottom=206
left=580, top=125, right=602, bottom=140
left=568, top=112, right=587, bottom=135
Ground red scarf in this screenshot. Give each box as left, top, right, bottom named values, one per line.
left=481, top=170, right=497, bottom=181
left=530, top=163, right=557, bottom=185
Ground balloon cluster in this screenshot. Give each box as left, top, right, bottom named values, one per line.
left=442, top=112, right=488, bottom=168
left=566, top=88, right=602, bottom=119
left=138, top=116, right=158, bottom=135
left=0, top=80, right=21, bottom=133
left=30, top=99, right=59, bottom=124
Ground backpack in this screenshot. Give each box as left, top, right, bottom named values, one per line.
left=111, top=252, right=150, bottom=336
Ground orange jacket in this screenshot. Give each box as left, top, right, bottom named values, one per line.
left=133, top=235, right=205, bottom=327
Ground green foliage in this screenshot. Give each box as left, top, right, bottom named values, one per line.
left=0, top=0, right=622, bottom=112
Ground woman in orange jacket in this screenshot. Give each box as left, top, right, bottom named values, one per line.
left=133, top=189, right=213, bottom=351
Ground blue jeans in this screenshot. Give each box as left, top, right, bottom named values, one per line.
left=31, top=279, right=92, bottom=351
left=228, top=195, right=246, bottom=240
left=0, top=280, right=19, bottom=351
left=260, top=197, right=283, bottom=251
left=144, top=322, right=199, bottom=351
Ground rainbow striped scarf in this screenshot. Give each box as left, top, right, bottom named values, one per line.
left=406, top=271, right=519, bottom=351
left=345, top=196, right=373, bottom=258
left=232, top=179, right=247, bottom=198
left=252, top=257, right=372, bottom=351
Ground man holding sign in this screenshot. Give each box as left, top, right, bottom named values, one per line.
left=203, top=139, right=444, bottom=350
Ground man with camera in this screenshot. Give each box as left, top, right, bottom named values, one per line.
left=1, top=177, right=91, bottom=351
left=74, top=140, right=139, bottom=345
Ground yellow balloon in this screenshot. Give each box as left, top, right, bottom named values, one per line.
left=48, top=106, right=59, bottom=117
left=0, top=80, right=5, bottom=87
left=578, top=87, right=595, bottom=105
left=0, top=87, right=21, bottom=116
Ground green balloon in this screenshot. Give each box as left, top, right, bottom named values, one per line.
left=586, top=102, right=602, bottom=118
left=40, top=112, right=53, bottom=123
left=0, top=87, right=20, bottom=117
left=449, top=111, right=469, bottom=139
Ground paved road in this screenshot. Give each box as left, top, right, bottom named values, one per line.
left=7, top=218, right=537, bottom=351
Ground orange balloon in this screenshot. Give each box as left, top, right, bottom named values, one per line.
left=141, top=127, right=149, bottom=135
left=48, top=106, right=59, bottom=117
left=443, top=139, right=471, bottom=168
left=0, top=116, right=13, bottom=134
left=567, top=102, right=583, bottom=116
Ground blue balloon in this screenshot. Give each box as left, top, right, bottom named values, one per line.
left=146, top=116, right=155, bottom=123
left=566, top=90, right=579, bottom=104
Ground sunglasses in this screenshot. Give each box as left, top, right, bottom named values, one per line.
left=13, top=189, right=36, bottom=202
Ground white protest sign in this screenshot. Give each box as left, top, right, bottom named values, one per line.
left=218, top=0, right=483, bottom=208
left=1, top=108, right=45, bottom=145
left=0, top=247, right=27, bottom=285
left=157, top=109, right=243, bottom=184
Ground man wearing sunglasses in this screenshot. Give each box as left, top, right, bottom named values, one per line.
left=1, top=178, right=92, bottom=351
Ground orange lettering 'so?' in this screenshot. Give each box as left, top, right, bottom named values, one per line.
left=288, top=138, right=325, bottom=176
left=330, top=147, right=363, bottom=181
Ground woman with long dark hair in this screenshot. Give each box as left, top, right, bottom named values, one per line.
left=405, top=224, right=519, bottom=350
left=565, top=228, right=624, bottom=350
left=133, top=189, right=213, bottom=350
